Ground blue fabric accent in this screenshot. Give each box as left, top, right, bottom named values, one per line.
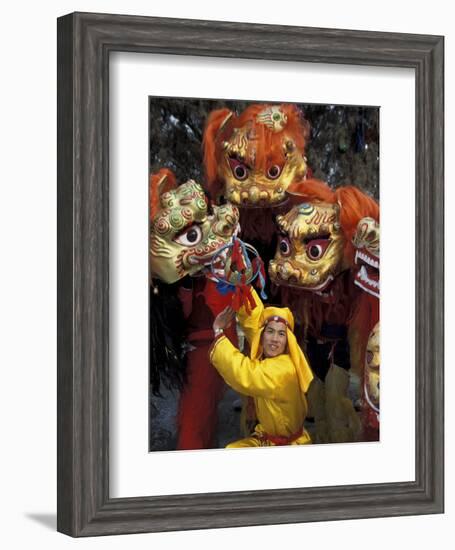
left=239, top=238, right=252, bottom=269
left=216, top=281, right=235, bottom=295
left=257, top=268, right=267, bottom=300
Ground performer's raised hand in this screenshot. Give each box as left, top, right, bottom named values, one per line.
left=213, top=306, right=236, bottom=333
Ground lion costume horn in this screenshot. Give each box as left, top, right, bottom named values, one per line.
left=149, top=167, right=178, bottom=221
left=203, top=107, right=233, bottom=196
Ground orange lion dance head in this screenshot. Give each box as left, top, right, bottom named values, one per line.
left=203, top=103, right=310, bottom=208
left=269, top=178, right=379, bottom=292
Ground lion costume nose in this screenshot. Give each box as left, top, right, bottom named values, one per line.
left=211, top=204, right=240, bottom=237
left=269, top=260, right=302, bottom=284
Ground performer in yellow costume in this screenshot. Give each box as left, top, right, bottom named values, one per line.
left=210, top=289, right=314, bottom=447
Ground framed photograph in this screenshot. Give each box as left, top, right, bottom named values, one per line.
left=57, top=12, right=444, bottom=536
left=146, top=97, right=381, bottom=454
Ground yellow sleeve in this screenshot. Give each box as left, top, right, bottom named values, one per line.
left=210, top=335, right=292, bottom=399
left=236, top=287, right=263, bottom=346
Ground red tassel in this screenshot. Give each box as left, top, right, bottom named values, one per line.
left=230, top=239, right=247, bottom=273
left=231, top=284, right=256, bottom=315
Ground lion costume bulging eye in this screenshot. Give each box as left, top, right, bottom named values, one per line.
left=305, top=238, right=331, bottom=260
left=279, top=236, right=291, bottom=257
left=174, top=224, right=203, bottom=246
left=267, top=164, right=282, bottom=180
left=228, top=157, right=249, bottom=181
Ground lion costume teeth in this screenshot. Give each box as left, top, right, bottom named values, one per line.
left=352, top=217, right=380, bottom=298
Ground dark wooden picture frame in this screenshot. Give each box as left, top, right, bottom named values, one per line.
left=57, top=12, right=444, bottom=537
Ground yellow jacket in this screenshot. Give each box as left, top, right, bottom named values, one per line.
left=210, top=289, right=313, bottom=441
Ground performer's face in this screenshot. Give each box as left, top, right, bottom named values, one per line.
left=262, top=321, right=287, bottom=358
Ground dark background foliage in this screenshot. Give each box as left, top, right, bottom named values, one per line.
left=149, top=97, right=379, bottom=199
